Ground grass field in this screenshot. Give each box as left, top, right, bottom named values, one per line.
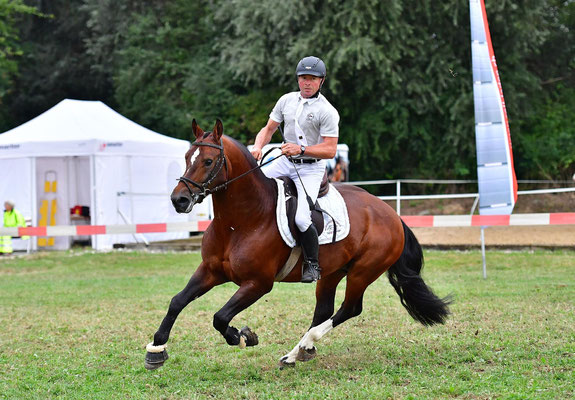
left=0, top=249, right=573, bottom=399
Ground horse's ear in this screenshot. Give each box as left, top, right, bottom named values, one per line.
left=213, top=119, right=223, bottom=141
left=192, top=119, right=204, bottom=140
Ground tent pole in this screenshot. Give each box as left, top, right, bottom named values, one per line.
left=90, top=155, right=97, bottom=250
left=31, top=157, right=38, bottom=252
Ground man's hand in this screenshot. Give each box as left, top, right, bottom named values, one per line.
left=281, top=143, right=302, bottom=157
left=250, top=146, right=263, bottom=161
left=251, top=119, right=280, bottom=161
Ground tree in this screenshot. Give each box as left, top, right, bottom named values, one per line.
left=214, top=0, right=575, bottom=181
left=2, top=0, right=112, bottom=129
left=0, top=0, right=40, bottom=113
left=2, top=0, right=573, bottom=181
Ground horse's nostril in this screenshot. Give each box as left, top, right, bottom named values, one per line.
left=172, top=195, right=190, bottom=209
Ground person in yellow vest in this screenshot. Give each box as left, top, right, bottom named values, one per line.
left=1, top=200, right=28, bottom=255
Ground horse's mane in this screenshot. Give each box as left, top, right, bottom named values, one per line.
left=224, top=134, right=259, bottom=169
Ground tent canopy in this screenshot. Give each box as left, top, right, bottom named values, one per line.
left=0, top=99, right=188, bottom=158
left=0, top=99, right=192, bottom=250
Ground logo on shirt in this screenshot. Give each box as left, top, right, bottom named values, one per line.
left=306, top=113, right=314, bottom=121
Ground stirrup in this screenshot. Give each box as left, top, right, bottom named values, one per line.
left=301, top=261, right=321, bottom=283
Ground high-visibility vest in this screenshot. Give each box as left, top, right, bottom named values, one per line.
left=3, top=209, right=27, bottom=229
left=1, top=209, right=28, bottom=253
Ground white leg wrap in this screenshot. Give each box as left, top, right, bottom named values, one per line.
left=281, top=332, right=309, bottom=364
left=281, top=319, right=334, bottom=364
left=300, top=319, right=333, bottom=350
left=146, top=342, right=167, bottom=353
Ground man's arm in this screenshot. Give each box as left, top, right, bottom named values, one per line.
left=251, top=119, right=280, bottom=160
left=16, top=210, right=27, bottom=228
left=281, top=136, right=338, bottom=159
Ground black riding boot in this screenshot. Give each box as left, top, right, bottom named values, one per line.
left=300, top=225, right=321, bottom=283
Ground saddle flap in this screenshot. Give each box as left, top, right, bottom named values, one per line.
left=318, top=170, right=330, bottom=198
left=276, top=176, right=324, bottom=242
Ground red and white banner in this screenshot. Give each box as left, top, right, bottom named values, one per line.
left=0, top=220, right=212, bottom=237
left=403, top=213, right=575, bottom=228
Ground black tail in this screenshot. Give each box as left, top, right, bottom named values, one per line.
left=387, top=220, right=452, bottom=326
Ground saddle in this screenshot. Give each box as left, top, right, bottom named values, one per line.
left=276, top=171, right=333, bottom=244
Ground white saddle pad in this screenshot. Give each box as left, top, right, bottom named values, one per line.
left=273, top=178, right=350, bottom=248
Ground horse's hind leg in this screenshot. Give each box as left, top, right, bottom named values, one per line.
left=145, top=264, right=221, bottom=370
left=279, top=263, right=385, bottom=368
left=279, top=270, right=346, bottom=368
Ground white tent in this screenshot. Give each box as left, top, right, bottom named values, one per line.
left=0, top=99, right=195, bottom=250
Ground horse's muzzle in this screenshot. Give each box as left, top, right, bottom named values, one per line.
left=171, top=192, right=203, bottom=213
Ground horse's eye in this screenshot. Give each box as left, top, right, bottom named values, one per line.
left=204, top=159, right=213, bottom=167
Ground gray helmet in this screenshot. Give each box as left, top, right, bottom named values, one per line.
left=296, top=56, right=326, bottom=78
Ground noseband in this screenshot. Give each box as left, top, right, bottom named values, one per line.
left=177, top=139, right=228, bottom=203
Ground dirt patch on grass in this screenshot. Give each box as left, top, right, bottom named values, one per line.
left=413, top=225, right=575, bottom=248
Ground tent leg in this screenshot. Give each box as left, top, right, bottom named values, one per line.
left=481, top=226, right=487, bottom=279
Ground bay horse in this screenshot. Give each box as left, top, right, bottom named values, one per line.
left=144, top=119, right=451, bottom=370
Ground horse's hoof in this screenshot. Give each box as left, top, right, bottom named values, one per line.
left=296, top=346, right=317, bottom=362
left=240, top=326, right=259, bottom=347
left=144, top=349, right=169, bottom=370
left=278, top=356, right=295, bottom=370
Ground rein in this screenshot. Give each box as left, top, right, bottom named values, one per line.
left=178, top=139, right=283, bottom=201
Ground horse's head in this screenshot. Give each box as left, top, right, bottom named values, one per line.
left=171, top=119, right=227, bottom=213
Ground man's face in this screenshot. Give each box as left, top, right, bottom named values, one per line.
left=298, top=75, right=323, bottom=98
left=4, top=202, right=12, bottom=211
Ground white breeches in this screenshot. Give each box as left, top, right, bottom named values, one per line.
left=262, top=156, right=326, bottom=231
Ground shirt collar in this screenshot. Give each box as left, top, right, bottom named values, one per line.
left=298, top=92, right=322, bottom=105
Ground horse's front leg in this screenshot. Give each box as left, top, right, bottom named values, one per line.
left=213, top=280, right=273, bottom=347
left=145, top=264, right=221, bottom=370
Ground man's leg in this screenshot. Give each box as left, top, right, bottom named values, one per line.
left=299, top=224, right=320, bottom=282
left=292, top=162, right=325, bottom=283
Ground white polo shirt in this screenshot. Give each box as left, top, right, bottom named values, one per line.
left=269, top=92, right=340, bottom=149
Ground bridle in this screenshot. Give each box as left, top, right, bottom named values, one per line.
left=177, top=137, right=283, bottom=203
left=177, top=138, right=228, bottom=204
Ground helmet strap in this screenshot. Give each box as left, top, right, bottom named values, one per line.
left=309, top=89, right=321, bottom=98
left=312, top=77, right=325, bottom=98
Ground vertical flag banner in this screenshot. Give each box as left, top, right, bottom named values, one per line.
left=470, top=0, right=518, bottom=215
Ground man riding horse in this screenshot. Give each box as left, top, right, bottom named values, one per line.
left=251, top=56, right=340, bottom=283
left=145, top=58, right=450, bottom=371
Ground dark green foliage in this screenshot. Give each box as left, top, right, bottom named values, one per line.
left=0, top=0, right=573, bottom=180
left=516, top=85, right=575, bottom=180
left=0, top=0, right=41, bottom=119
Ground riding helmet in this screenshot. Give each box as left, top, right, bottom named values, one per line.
left=296, top=56, right=326, bottom=78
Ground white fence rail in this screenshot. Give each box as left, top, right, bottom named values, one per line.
left=342, top=179, right=575, bottom=215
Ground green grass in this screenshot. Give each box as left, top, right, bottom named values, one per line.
left=0, top=249, right=573, bottom=399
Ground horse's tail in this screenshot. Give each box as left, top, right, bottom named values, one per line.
left=387, top=220, right=452, bottom=326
